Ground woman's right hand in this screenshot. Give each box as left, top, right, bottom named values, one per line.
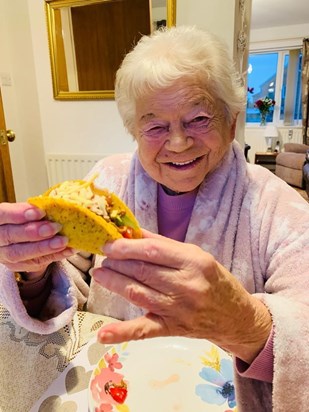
left=0, top=202, right=74, bottom=279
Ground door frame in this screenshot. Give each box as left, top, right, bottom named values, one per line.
left=0, top=87, right=16, bottom=202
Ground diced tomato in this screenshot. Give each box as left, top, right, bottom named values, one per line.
left=122, top=227, right=133, bottom=239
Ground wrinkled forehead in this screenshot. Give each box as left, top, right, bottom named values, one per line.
left=135, top=78, right=225, bottom=122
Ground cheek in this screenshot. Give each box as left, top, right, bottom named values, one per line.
left=198, top=129, right=226, bottom=150
left=204, top=121, right=233, bottom=148
left=137, top=140, right=161, bottom=167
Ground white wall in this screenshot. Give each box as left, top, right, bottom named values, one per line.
left=250, top=23, right=309, bottom=50
left=176, top=0, right=236, bottom=55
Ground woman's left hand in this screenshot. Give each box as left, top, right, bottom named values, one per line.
left=92, top=230, right=271, bottom=363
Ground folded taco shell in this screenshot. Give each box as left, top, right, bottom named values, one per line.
left=28, top=179, right=141, bottom=255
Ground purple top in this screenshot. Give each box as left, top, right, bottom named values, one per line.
left=157, top=184, right=273, bottom=383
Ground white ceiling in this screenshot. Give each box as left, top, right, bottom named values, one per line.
left=251, top=0, right=309, bottom=30
left=152, top=0, right=309, bottom=31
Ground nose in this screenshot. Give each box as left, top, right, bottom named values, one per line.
left=164, top=127, right=193, bottom=152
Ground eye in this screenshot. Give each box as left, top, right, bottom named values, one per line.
left=183, top=116, right=210, bottom=130
left=148, top=125, right=167, bottom=132
left=143, top=124, right=169, bottom=138
left=189, top=116, right=209, bottom=124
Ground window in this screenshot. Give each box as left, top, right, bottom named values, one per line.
left=246, top=49, right=302, bottom=125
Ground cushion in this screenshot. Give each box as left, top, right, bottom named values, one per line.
left=304, top=163, right=309, bottom=197
left=276, top=152, right=306, bottom=170
left=284, top=143, right=309, bottom=153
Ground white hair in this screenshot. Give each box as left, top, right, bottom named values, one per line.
left=115, top=26, right=246, bottom=136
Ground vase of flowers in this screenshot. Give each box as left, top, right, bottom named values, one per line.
left=254, top=96, right=275, bottom=126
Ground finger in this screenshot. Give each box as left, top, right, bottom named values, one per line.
left=0, top=202, right=45, bottom=225
left=0, top=235, right=69, bottom=264
left=97, top=314, right=168, bottom=344
left=101, top=257, right=179, bottom=293
left=0, top=221, right=62, bottom=246
left=102, top=236, right=201, bottom=269
left=140, top=228, right=163, bottom=239
left=92, top=265, right=171, bottom=310
left=100, top=228, right=161, bottom=250
left=4, top=247, right=76, bottom=272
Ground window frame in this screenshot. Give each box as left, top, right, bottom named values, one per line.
left=246, top=44, right=302, bottom=127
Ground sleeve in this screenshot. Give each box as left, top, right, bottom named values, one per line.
left=235, top=327, right=274, bottom=383
left=249, top=172, right=309, bottom=409
left=0, top=253, right=92, bottom=334
left=17, top=265, right=54, bottom=318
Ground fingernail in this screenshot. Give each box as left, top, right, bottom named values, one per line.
left=62, top=248, right=76, bottom=257
left=38, top=223, right=62, bottom=238
left=24, top=208, right=45, bottom=221
left=90, top=268, right=100, bottom=280
left=98, top=330, right=114, bottom=343
left=101, top=242, right=112, bottom=254
left=50, top=236, right=68, bottom=249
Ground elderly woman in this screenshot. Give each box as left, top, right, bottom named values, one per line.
left=0, top=26, right=308, bottom=411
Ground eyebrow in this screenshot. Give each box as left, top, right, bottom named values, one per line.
left=140, top=113, right=156, bottom=122
left=138, top=99, right=211, bottom=123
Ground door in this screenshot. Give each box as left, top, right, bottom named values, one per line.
left=0, top=87, right=15, bottom=202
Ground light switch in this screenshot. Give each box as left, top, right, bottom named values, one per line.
left=0, top=73, right=12, bottom=87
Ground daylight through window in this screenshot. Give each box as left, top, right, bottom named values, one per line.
left=246, top=49, right=302, bottom=125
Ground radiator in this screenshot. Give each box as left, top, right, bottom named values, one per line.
left=46, top=154, right=107, bottom=186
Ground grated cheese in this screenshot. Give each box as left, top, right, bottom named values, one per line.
left=49, top=180, right=110, bottom=220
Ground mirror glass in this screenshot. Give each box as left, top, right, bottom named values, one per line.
left=45, top=0, right=177, bottom=100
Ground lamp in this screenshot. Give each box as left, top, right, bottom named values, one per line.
left=264, top=125, right=278, bottom=152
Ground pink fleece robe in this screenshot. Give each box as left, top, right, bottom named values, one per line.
left=1, top=141, right=309, bottom=411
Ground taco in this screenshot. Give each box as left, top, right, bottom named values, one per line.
left=28, top=178, right=142, bottom=255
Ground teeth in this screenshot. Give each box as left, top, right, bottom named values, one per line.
left=172, top=159, right=196, bottom=166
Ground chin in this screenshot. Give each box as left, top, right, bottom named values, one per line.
left=164, top=182, right=202, bottom=194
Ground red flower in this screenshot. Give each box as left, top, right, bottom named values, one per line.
left=254, top=96, right=275, bottom=114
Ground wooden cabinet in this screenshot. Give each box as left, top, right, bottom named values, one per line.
left=254, top=152, right=278, bottom=173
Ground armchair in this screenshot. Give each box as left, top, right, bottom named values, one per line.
left=275, top=143, right=309, bottom=189
left=304, top=150, right=309, bottom=197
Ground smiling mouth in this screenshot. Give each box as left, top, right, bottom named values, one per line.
left=167, top=156, right=204, bottom=168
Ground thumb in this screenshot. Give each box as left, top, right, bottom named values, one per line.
left=97, top=314, right=167, bottom=344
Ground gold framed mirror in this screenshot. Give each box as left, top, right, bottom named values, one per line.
left=45, top=0, right=177, bottom=100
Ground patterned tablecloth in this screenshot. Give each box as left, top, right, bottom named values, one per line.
left=30, top=336, right=108, bottom=412
left=0, top=305, right=237, bottom=412
left=0, top=304, right=116, bottom=412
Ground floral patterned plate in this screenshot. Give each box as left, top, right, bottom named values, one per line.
left=88, top=336, right=237, bottom=412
